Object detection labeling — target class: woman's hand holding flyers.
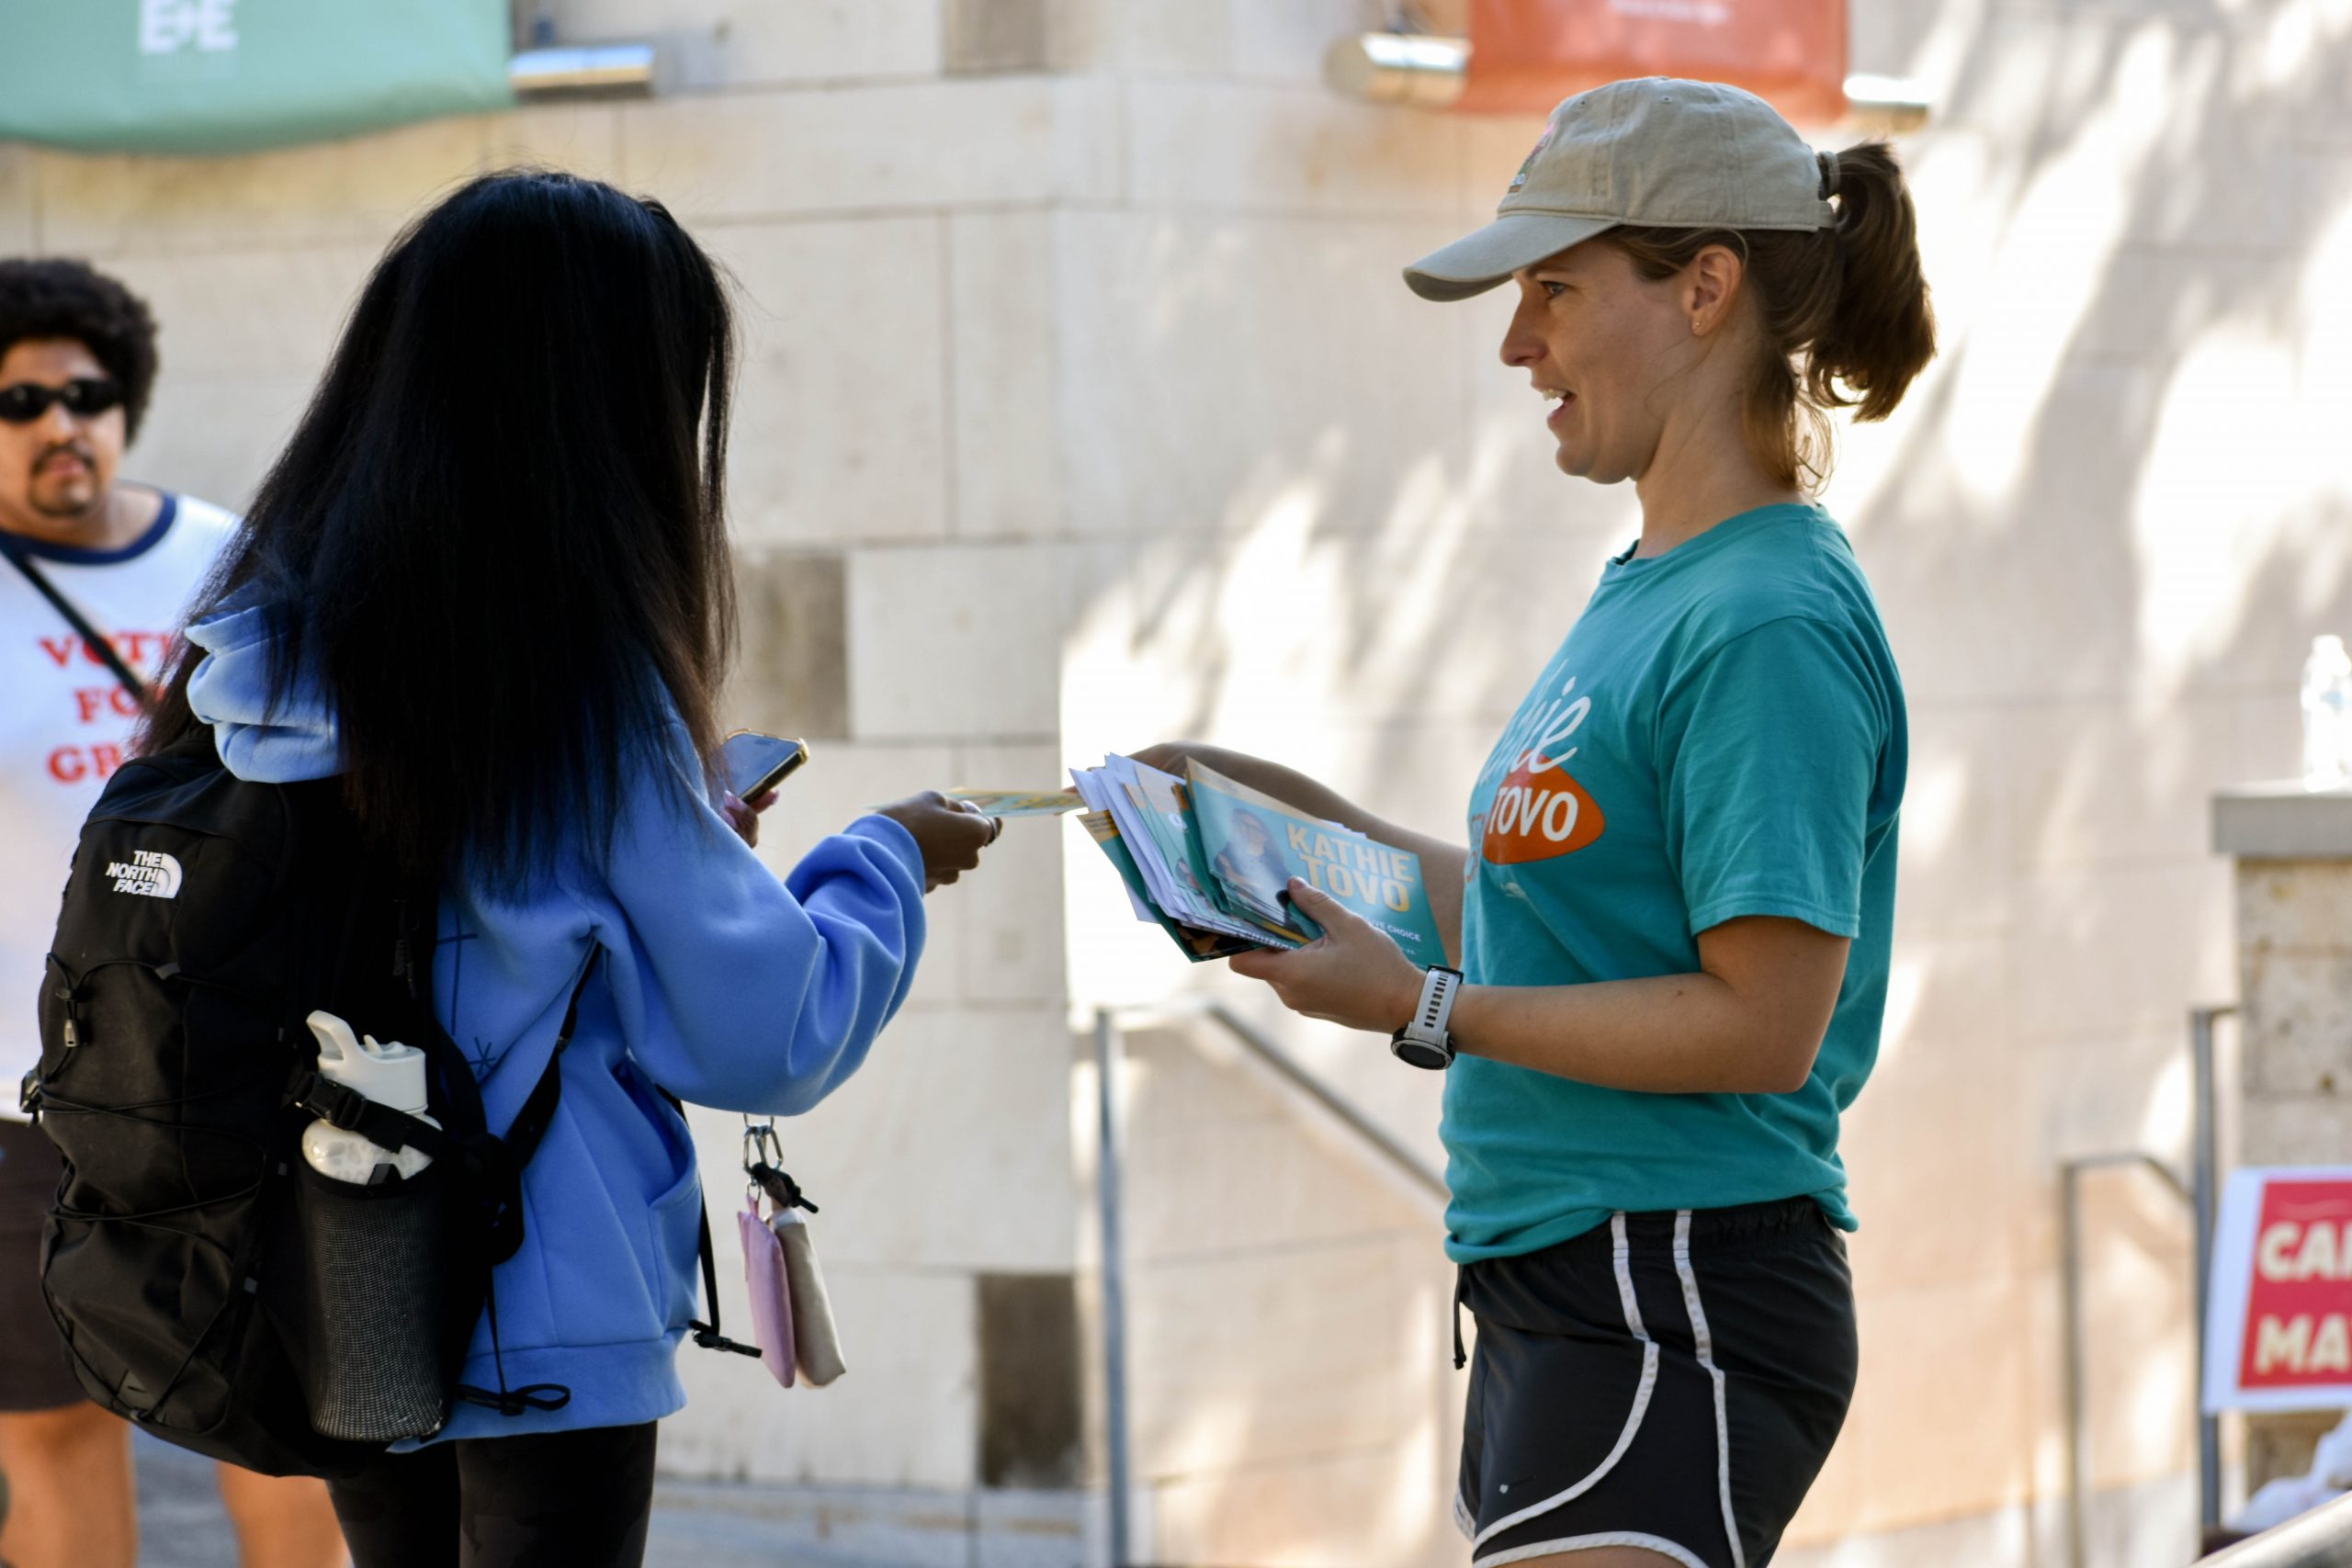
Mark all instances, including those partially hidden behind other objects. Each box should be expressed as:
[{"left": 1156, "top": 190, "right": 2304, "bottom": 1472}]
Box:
[{"left": 1228, "top": 877, "right": 1424, "bottom": 1033}]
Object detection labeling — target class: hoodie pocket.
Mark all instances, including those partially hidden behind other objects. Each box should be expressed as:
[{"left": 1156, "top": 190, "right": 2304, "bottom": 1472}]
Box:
[{"left": 645, "top": 1166, "right": 705, "bottom": 1333}]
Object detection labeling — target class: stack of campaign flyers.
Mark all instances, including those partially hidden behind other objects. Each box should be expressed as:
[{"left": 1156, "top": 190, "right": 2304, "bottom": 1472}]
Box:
[{"left": 1069, "top": 754, "right": 1446, "bottom": 967}]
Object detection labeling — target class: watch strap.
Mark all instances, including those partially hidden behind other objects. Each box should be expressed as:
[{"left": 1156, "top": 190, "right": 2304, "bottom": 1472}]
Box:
[{"left": 1391, "top": 965, "right": 1462, "bottom": 1070}]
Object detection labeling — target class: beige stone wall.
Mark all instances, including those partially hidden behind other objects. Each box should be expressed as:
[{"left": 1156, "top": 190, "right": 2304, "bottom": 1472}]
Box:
[{"left": 8, "top": 0, "right": 2352, "bottom": 1560}]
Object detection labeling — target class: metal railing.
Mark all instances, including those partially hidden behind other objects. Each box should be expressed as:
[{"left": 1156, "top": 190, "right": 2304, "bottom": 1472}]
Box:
[
  {"left": 2198, "top": 1489, "right": 2352, "bottom": 1564},
  {"left": 2058, "top": 1005, "right": 2235, "bottom": 1568},
  {"left": 1090, "top": 1000, "right": 1446, "bottom": 1568}
]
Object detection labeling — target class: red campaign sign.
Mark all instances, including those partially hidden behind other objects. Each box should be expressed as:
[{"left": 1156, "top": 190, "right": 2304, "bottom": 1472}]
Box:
[
  {"left": 2237, "top": 1180, "right": 2352, "bottom": 1391},
  {"left": 2207, "top": 1169, "right": 2352, "bottom": 1413},
  {"left": 1457, "top": 0, "right": 1849, "bottom": 124}
]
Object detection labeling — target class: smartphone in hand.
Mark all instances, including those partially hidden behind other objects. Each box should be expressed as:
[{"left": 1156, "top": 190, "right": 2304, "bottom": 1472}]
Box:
[{"left": 722, "top": 731, "right": 809, "bottom": 799}]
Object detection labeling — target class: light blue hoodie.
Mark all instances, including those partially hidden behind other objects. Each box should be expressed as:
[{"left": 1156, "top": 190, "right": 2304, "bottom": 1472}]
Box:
[{"left": 183, "top": 604, "right": 927, "bottom": 1442}]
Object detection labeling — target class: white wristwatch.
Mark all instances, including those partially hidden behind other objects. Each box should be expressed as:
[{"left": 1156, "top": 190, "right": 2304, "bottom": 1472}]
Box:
[{"left": 1390, "top": 966, "right": 1463, "bottom": 1070}]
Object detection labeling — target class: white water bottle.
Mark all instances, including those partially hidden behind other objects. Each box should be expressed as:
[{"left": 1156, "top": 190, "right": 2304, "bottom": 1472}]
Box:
[
  {"left": 300, "top": 1010, "right": 436, "bottom": 1184},
  {"left": 2302, "top": 635, "right": 2352, "bottom": 791}
]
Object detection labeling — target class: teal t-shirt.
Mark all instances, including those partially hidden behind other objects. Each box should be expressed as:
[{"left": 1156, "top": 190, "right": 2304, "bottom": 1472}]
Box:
[{"left": 1442, "top": 503, "right": 1905, "bottom": 1265}]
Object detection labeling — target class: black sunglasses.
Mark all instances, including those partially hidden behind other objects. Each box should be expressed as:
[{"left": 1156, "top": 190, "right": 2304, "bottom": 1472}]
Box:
[{"left": 0, "top": 378, "right": 126, "bottom": 424}]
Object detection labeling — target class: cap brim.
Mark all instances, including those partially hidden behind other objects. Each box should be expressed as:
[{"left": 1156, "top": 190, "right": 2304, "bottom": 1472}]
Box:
[{"left": 1401, "top": 212, "right": 1618, "bottom": 301}]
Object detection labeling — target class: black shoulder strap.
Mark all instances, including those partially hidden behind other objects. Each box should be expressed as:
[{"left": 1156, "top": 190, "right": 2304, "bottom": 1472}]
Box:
[
  {"left": 0, "top": 542, "right": 154, "bottom": 713},
  {"left": 498, "top": 949, "right": 599, "bottom": 1168},
  {"left": 652, "top": 1084, "right": 760, "bottom": 1360}
]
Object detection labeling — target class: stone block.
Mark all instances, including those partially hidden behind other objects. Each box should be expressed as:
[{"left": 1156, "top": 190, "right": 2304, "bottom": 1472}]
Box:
[
  {"left": 2010, "top": 861, "right": 2234, "bottom": 1042},
  {"left": 731, "top": 547, "right": 850, "bottom": 742},
  {"left": 1054, "top": 210, "right": 1464, "bottom": 541},
  {"left": 1840, "top": 944, "right": 2026, "bottom": 1294},
  {"left": 1230, "top": 0, "right": 1372, "bottom": 84},
  {"left": 33, "top": 116, "right": 488, "bottom": 256},
  {"left": 2243, "top": 1092, "right": 2352, "bottom": 1165},
  {"left": 669, "top": 1264, "right": 978, "bottom": 1489},
  {"left": 1053, "top": 0, "right": 1234, "bottom": 76},
  {"left": 1843, "top": 1276, "right": 2035, "bottom": 1533},
  {"left": 1866, "top": 361, "right": 2157, "bottom": 709},
  {"left": 128, "top": 375, "right": 315, "bottom": 519},
  {"left": 482, "top": 100, "right": 624, "bottom": 184},
  {"left": 642, "top": 1479, "right": 978, "bottom": 1568},
  {"left": 2074, "top": 245, "right": 2281, "bottom": 367},
  {"left": 945, "top": 0, "right": 1052, "bottom": 74},
  {"left": 0, "top": 147, "right": 36, "bottom": 255},
  {"left": 845, "top": 544, "right": 1065, "bottom": 739},
  {"left": 2242, "top": 949, "right": 2352, "bottom": 1096},
  {"left": 616, "top": 78, "right": 1114, "bottom": 223},
  {"left": 2007, "top": 697, "right": 2238, "bottom": 871},
  {"left": 973, "top": 1489, "right": 1094, "bottom": 1568},
  {"left": 97, "top": 246, "right": 377, "bottom": 381},
  {"left": 1148, "top": 1431, "right": 1463, "bottom": 1568},
  {"left": 2217, "top": 790, "right": 2352, "bottom": 861},
  {"left": 1116, "top": 1025, "right": 1434, "bottom": 1266},
  {"left": 2236, "top": 862, "right": 2352, "bottom": 956},
  {"left": 1125, "top": 1235, "right": 1437, "bottom": 1477},
  {"left": 710, "top": 217, "right": 948, "bottom": 547},
  {"left": 539, "top": 0, "right": 941, "bottom": 88},
  {"left": 1887, "top": 705, "right": 2017, "bottom": 940},
  {"left": 1124, "top": 83, "right": 1462, "bottom": 218},
  {"left": 947, "top": 212, "right": 1062, "bottom": 540}
]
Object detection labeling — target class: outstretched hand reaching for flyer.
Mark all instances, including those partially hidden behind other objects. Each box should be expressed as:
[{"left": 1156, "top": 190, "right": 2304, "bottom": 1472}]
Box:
[{"left": 1227, "top": 877, "right": 1422, "bottom": 1034}]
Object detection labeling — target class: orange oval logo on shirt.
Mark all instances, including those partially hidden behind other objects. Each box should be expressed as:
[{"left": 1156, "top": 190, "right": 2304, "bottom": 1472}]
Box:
[{"left": 1480, "top": 760, "right": 1605, "bottom": 864}]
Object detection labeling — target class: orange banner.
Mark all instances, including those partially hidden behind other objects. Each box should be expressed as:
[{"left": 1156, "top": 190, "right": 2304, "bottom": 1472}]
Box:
[{"left": 1456, "top": 0, "right": 1848, "bottom": 125}]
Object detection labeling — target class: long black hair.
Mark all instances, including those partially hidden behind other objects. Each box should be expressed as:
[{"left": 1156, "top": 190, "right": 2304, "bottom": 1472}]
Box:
[{"left": 145, "top": 169, "right": 737, "bottom": 887}]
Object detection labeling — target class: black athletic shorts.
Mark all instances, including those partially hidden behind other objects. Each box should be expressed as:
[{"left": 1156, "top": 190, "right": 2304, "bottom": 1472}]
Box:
[
  {"left": 0, "top": 1118, "right": 85, "bottom": 1412},
  {"left": 1455, "top": 1198, "right": 1857, "bottom": 1568}
]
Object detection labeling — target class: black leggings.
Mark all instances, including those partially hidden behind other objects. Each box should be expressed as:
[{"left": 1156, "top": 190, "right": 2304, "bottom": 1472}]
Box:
[{"left": 326, "top": 1422, "right": 658, "bottom": 1568}]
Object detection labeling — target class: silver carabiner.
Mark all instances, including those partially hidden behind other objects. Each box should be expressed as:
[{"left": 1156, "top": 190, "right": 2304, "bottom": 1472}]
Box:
[{"left": 742, "top": 1115, "right": 782, "bottom": 1206}]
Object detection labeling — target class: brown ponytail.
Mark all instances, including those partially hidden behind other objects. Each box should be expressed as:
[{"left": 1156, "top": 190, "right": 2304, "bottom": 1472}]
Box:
[{"left": 1601, "top": 140, "right": 1937, "bottom": 491}]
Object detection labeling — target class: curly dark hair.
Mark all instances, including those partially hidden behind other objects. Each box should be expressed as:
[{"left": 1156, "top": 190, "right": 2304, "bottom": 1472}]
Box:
[{"left": 0, "top": 258, "right": 160, "bottom": 440}]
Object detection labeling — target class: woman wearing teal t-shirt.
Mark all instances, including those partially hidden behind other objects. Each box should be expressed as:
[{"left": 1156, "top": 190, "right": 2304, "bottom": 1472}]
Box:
[{"left": 1139, "top": 80, "right": 1933, "bottom": 1568}]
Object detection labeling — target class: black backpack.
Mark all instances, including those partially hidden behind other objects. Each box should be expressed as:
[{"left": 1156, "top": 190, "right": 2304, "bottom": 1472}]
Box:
[{"left": 21, "top": 729, "right": 598, "bottom": 1477}]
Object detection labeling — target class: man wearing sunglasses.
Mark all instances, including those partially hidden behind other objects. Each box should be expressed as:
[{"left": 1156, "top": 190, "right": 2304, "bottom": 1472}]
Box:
[{"left": 0, "top": 259, "right": 344, "bottom": 1568}]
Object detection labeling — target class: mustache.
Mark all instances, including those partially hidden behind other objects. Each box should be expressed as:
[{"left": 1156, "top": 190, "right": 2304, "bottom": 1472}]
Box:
[{"left": 33, "top": 442, "right": 96, "bottom": 473}]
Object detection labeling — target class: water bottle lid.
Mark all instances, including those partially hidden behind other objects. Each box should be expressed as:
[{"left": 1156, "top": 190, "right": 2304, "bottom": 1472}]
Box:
[
  {"left": 304, "top": 1010, "right": 429, "bottom": 1115},
  {"left": 2320, "top": 635, "right": 2347, "bottom": 656}
]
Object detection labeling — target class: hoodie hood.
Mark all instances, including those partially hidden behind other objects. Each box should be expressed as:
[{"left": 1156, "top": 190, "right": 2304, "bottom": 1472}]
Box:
[{"left": 185, "top": 604, "right": 341, "bottom": 784}]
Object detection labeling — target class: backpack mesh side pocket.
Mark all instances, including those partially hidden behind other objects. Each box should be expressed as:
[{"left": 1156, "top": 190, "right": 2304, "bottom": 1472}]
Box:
[{"left": 293, "top": 1160, "right": 449, "bottom": 1444}]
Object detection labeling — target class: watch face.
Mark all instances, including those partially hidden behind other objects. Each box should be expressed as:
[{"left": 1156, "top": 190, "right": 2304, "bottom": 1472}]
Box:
[{"left": 1391, "top": 1034, "right": 1453, "bottom": 1071}]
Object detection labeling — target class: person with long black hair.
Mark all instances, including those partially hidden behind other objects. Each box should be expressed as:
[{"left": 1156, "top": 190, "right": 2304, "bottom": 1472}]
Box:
[{"left": 140, "top": 169, "right": 995, "bottom": 1567}]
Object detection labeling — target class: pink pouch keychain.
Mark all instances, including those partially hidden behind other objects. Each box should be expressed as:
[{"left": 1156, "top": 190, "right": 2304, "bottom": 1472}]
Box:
[
  {"left": 739, "top": 1204, "right": 796, "bottom": 1389},
  {"left": 738, "top": 1118, "right": 798, "bottom": 1389}
]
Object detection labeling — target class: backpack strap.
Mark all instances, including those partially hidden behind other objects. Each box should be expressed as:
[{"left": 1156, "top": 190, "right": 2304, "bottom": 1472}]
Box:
[
  {"left": 657, "top": 1085, "right": 759, "bottom": 1361},
  {"left": 448, "top": 948, "right": 601, "bottom": 1419},
  {"left": 0, "top": 541, "right": 155, "bottom": 714}
]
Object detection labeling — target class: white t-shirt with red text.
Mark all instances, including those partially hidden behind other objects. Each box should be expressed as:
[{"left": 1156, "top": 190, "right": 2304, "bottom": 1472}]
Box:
[{"left": 2, "top": 493, "right": 237, "bottom": 1114}]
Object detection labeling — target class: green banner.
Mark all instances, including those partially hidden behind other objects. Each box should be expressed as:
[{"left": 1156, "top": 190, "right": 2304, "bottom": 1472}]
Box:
[{"left": 0, "top": 1, "right": 516, "bottom": 155}]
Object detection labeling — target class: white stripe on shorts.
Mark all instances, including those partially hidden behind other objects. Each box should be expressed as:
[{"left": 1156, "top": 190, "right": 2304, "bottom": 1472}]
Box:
[
  {"left": 1471, "top": 1212, "right": 1659, "bottom": 1552},
  {"left": 1673, "top": 1209, "right": 1746, "bottom": 1568}
]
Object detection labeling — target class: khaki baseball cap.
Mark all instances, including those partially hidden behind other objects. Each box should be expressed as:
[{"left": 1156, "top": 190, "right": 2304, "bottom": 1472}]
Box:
[{"left": 1404, "top": 77, "right": 1836, "bottom": 302}]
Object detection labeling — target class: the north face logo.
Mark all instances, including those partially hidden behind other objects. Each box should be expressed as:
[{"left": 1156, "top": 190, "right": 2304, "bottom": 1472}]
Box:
[{"left": 105, "top": 850, "right": 182, "bottom": 899}]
